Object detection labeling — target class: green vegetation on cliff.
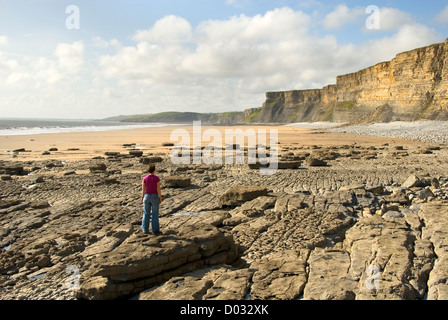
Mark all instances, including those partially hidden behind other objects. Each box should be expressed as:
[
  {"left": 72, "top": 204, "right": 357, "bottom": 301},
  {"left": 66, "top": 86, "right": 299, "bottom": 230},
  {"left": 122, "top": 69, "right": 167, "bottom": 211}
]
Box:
[{"left": 105, "top": 111, "right": 246, "bottom": 124}]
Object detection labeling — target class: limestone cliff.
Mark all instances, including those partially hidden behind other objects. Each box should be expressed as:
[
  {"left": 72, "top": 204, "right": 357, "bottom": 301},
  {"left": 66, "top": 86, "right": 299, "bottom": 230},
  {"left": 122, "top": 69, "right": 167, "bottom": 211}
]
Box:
[{"left": 252, "top": 38, "right": 448, "bottom": 124}]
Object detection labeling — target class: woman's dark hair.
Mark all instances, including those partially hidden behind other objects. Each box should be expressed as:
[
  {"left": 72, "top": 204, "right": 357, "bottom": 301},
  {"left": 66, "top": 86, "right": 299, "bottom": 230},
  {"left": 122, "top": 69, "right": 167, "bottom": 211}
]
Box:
[{"left": 147, "top": 165, "right": 156, "bottom": 173}]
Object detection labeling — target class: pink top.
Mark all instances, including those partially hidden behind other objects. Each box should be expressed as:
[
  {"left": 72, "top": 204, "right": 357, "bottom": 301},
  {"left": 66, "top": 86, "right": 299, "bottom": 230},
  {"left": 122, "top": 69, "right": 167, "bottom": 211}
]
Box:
[{"left": 143, "top": 174, "right": 160, "bottom": 195}]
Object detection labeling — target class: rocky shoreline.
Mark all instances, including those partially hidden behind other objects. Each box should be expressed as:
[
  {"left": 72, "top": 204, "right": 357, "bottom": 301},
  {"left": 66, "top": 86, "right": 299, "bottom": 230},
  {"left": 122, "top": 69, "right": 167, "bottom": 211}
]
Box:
[{"left": 1, "top": 128, "right": 448, "bottom": 300}]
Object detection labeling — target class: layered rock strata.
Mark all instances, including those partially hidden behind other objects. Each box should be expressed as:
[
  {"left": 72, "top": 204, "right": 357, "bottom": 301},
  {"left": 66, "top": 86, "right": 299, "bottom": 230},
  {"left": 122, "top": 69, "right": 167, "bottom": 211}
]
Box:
[{"left": 254, "top": 39, "right": 448, "bottom": 124}]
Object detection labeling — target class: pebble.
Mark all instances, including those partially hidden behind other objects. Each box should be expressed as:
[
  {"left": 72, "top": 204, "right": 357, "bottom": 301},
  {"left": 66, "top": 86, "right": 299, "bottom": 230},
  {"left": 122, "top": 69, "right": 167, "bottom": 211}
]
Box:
[{"left": 326, "top": 121, "right": 448, "bottom": 144}]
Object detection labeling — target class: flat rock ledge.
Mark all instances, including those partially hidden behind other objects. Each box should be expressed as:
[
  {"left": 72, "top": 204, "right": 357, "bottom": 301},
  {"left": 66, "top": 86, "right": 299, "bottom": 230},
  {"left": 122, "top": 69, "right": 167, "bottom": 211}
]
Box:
[{"left": 76, "top": 212, "right": 238, "bottom": 300}]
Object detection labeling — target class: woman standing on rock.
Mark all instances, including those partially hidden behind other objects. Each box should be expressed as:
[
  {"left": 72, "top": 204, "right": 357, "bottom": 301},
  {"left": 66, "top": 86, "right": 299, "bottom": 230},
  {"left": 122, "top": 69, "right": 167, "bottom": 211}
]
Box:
[{"left": 141, "top": 164, "right": 163, "bottom": 235}]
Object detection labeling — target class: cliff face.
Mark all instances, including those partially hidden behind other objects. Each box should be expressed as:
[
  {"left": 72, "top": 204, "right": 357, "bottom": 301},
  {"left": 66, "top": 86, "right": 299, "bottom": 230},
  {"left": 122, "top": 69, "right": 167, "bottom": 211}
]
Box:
[{"left": 252, "top": 39, "right": 448, "bottom": 123}]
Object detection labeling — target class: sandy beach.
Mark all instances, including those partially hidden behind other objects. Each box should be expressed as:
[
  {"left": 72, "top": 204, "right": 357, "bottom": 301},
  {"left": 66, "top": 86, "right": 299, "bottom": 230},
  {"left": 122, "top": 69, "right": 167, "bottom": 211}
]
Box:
[{"left": 0, "top": 124, "right": 423, "bottom": 162}]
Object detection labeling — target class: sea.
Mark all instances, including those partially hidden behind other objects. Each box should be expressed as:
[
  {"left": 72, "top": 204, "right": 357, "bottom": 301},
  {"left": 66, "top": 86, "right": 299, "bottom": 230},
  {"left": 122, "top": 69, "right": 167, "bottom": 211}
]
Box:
[{"left": 0, "top": 118, "right": 173, "bottom": 136}]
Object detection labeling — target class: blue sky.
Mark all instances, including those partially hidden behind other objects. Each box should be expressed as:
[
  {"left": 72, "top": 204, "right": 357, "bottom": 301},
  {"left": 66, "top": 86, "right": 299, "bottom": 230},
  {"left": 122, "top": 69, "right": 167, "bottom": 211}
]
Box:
[{"left": 1, "top": 0, "right": 448, "bottom": 119}]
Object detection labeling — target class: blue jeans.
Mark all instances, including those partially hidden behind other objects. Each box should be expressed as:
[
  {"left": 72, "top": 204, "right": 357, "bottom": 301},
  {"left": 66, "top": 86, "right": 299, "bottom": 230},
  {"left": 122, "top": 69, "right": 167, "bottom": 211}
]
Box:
[{"left": 142, "top": 194, "right": 160, "bottom": 233}]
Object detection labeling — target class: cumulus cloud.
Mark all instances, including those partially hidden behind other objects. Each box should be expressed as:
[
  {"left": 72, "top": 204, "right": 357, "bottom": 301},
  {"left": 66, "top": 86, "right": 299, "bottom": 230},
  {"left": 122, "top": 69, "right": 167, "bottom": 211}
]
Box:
[
  {"left": 375, "top": 7, "right": 415, "bottom": 30},
  {"left": 100, "top": 7, "right": 313, "bottom": 91},
  {"left": 323, "top": 4, "right": 364, "bottom": 29},
  {"left": 54, "top": 41, "right": 84, "bottom": 73},
  {"left": 1, "top": 41, "right": 85, "bottom": 88},
  {"left": 434, "top": 5, "right": 448, "bottom": 24},
  {"left": 324, "top": 5, "right": 416, "bottom": 31},
  {"left": 180, "top": 8, "right": 311, "bottom": 82},
  {"left": 0, "top": 36, "right": 8, "bottom": 46},
  {"left": 92, "top": 36, "right": 121, "bottom": 48},
  {"left": 98, "top": 6, "right": 440, "bottom": 98},
  {"left": 364, "top": 23, "right": 440, "bottom": 58},
  {"left": 0, "top": 52, "right": 18, "bottom": 72},
  {"left": 4, "top": 56, "right": 60, "bottom": 86},
  {"left": 133, "top": 15, "right": 193, "bottom": 44}
]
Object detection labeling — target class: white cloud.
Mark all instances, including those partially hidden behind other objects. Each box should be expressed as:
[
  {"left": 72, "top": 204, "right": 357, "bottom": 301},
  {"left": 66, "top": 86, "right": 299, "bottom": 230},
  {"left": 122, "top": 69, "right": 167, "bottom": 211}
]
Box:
[
  {"left": 0, "top": 52, "right": 18, "bottom": 72},
  {"left": 54, "top": 41, "right": 84, "bottom": 73},
  {"left": 376, "top": 7, "right": 415, "bottom": 30},
  {"left": 28, "top": 58, "right": 60, "bottom": 85},
  {"left": 0, "top": 36, "right": 8, "bottom": 46},
  {"left": 101, "top": 8, "right": 312, "bottom": 88},
  {"left": 133, "top": 15, "right": 193, "bottom": 45},
  {"left": 323, "top": 4, "right": 364, "bottom": 29},
  {"left": 4, "top": 41, "right": 85, "bottom": 85},
  {"left": 92, "top": 36, "right": 122, "bottom": 49},
  {"left": 324, "top": 5, "right": 415, "bottom": 31},
  {"left": 435, "top": 5, "right": 448, "bottom": 24},
  {"left": 3, "top": 55, "right": 61, "bottom": 86},
  {"left": 92, "top": 36, "right": 110, "bottom": 48},
  {"left": 202, "top": 8, "right": 310, "bottom": 42},
  {"left": 365, "top": 23, "right": 440, "bottom": 59}
]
